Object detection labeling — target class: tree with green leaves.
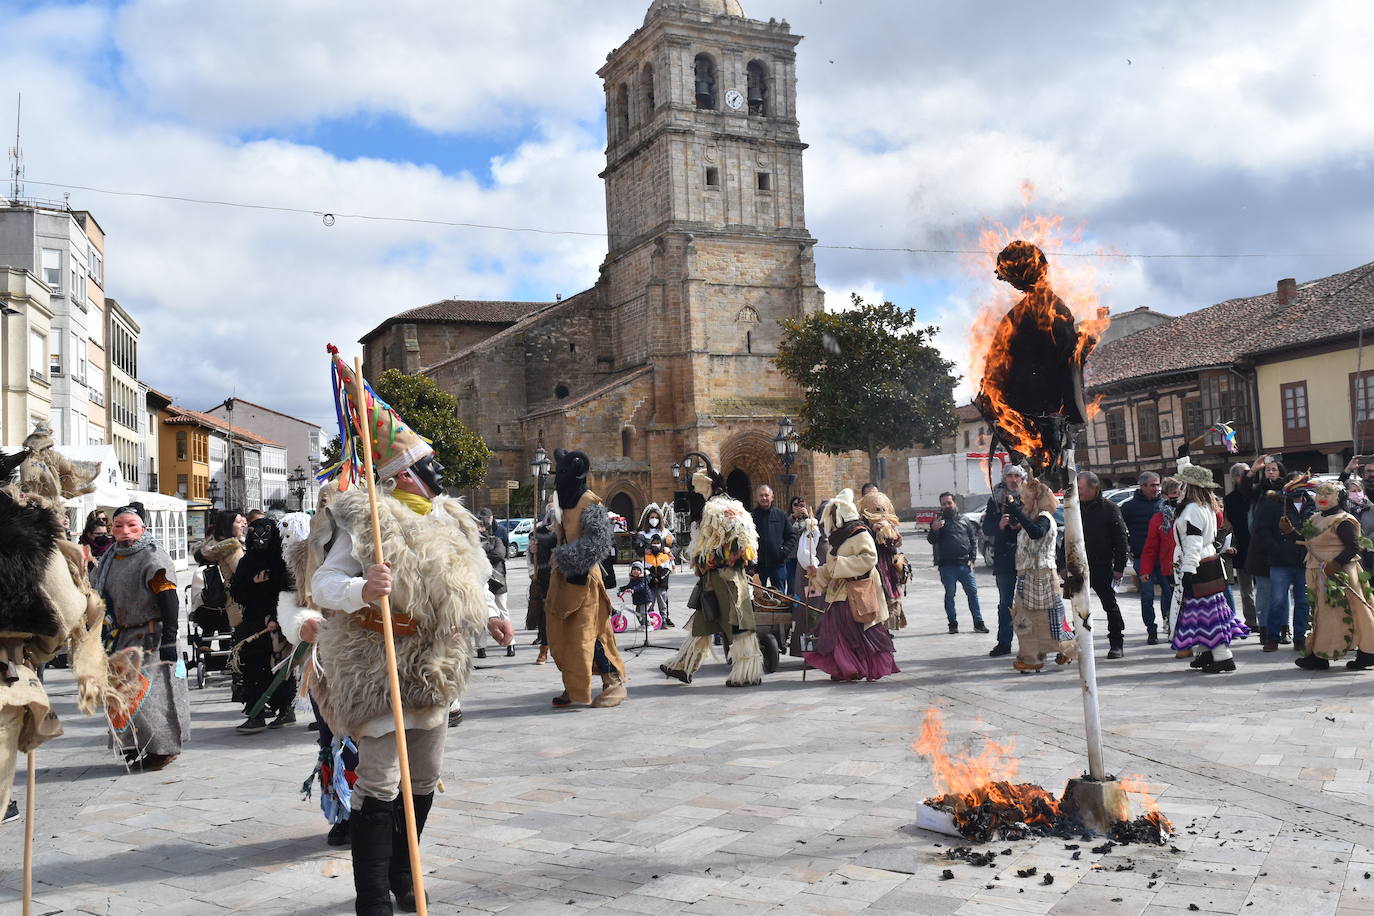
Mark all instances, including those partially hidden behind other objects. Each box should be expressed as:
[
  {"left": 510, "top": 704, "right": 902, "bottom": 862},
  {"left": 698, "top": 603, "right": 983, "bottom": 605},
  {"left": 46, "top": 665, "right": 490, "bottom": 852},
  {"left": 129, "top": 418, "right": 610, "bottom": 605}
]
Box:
[
  {"left": 322, "top": 370, "right": 491, "bottom": 491},
  {"left": 774, "top": 294, "right": 959, "bottom": 484}
]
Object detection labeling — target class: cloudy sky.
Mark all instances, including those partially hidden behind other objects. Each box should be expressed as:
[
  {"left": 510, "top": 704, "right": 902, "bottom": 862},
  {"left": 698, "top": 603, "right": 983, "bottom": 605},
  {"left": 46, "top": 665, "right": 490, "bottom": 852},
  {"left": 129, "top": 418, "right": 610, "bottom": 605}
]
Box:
[{"left": 3, "top": 0, "right": 1371, "bottom": 429}]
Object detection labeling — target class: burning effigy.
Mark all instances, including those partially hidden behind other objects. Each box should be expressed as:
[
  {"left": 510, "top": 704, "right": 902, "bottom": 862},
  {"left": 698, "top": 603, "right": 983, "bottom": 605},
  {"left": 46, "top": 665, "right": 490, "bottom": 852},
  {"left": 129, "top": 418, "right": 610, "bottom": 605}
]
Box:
[
  {"left": 914, "top": 709, "right": 1172, "bottom": 845},
  {"left": 973, "top": 240, "right": 1099, "bottom": 488}
]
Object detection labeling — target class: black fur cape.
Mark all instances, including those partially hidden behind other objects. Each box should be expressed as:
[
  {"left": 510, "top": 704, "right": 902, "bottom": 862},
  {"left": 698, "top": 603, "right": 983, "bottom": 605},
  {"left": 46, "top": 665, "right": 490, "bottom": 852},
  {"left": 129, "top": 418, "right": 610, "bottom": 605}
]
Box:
[{"left": 0, "top": 491, "right": 62, "bottom": 637}]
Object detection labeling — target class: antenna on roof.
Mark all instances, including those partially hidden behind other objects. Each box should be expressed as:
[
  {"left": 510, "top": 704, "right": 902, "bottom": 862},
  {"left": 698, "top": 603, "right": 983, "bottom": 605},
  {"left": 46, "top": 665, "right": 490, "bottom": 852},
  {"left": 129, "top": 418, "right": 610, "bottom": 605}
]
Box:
[{"left": 7, "top": 93, "right": 23, "bottom": 202}]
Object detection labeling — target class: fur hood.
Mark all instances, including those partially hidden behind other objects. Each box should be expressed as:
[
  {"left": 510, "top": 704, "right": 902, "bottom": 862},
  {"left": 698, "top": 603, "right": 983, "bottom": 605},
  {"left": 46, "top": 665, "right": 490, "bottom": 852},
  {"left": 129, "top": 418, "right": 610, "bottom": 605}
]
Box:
[
  {"left": 199, "top": 537, "right": 244, "bottom": 563},
  {"left": 0, "top": 491, "right": 63, "bottom": 638}
]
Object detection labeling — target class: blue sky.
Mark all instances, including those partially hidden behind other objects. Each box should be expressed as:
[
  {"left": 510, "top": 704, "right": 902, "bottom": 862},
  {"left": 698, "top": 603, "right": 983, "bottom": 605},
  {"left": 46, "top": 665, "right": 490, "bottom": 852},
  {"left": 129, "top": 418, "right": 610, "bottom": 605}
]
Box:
[{"left": 2, "top": 0, "right": 1371, "bottom": 428}]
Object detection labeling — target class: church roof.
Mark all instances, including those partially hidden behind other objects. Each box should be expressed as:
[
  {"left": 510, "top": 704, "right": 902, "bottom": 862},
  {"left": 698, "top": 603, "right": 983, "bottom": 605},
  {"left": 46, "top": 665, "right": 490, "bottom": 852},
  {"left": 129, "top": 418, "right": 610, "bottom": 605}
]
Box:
[{"left": 361, "top": 299, "right": 549, "bottom": 343}]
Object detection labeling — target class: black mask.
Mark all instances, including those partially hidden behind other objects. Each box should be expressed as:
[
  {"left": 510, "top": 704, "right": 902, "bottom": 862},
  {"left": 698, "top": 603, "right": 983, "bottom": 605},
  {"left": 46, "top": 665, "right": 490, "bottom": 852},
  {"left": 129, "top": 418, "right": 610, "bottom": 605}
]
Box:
[
  {"left": 246, "top": 517, "right": 280, "bottom": 552},
  {"left": 409, "top": 455, "right": 446, "bottom": 496},
  {"left": 553, "top": 449, "right": 590, "bottom": 510}
]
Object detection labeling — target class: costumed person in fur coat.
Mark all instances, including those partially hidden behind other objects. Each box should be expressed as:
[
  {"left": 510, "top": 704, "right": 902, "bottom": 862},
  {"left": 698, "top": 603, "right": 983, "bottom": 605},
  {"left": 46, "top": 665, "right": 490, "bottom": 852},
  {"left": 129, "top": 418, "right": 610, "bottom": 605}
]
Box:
[
  {"left": 0, "top": 448, "right": 108, "bottom": 815},
  {"left": 660, "top": 466, "right": 766, "bottom": 687},
  {"left": 857, "top": 488, "right": 908, "bottom": 630},
  {"left": 92, "top": 504, "right": 189, "bottom": 770},
  {"left": 1171, "top": 450, "right": 1249, "bottom": 673},
  {"left": 1294, "top": 480, "right": 1374, "bottom": 672},
  {"left": 803, "top": 488, "right": 900, "bottom": 682},
  {"left": 546, "top": 449, "right": 630, "bottom": 708},
  {"left": 1005, "top": 477, "right": 1076, "bottom": 673},
  {"left": 526, "top": 507, "right": 557, "bottom": 665},
  {"left": 311, "top": 352, "right": 513, "bottom": 915}
]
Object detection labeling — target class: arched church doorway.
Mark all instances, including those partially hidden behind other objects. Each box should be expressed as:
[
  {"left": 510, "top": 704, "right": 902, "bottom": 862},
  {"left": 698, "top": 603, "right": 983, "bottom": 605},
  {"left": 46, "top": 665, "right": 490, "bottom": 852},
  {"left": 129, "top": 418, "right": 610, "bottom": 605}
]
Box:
[
  {"left": 608, "top": 492, "right": 635, "bottom": 527},
  {"left": 726, "top": 469, "right": 752, "bottom": 509}
]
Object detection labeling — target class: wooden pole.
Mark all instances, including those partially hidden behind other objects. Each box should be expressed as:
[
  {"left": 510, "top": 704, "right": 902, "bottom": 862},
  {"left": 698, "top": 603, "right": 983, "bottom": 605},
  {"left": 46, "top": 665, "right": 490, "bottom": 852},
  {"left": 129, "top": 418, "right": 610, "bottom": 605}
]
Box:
[
  {"left": 1062, "top": 447, "right": 1106, "bottom": 779},
  {"left": 350, "top": 357, "right": 428, "bottom": 916},
  {"left": 22, "top": 749, "right": 35, "bottom": 916}
]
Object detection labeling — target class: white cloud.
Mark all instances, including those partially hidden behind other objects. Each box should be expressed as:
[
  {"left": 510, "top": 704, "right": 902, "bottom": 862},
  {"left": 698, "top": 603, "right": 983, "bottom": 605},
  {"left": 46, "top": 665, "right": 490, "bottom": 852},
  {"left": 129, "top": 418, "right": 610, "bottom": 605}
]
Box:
[{"left": 2, "top": 0, "right": 1371, "bottom": 430}]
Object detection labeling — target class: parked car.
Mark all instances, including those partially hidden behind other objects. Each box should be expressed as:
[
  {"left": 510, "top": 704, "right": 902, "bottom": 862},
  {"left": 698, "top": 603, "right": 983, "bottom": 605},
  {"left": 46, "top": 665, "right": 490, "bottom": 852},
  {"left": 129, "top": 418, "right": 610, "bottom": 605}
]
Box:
[
  {"left": 498, "top": 517, "right": 535, "bottom": 557},
  {"left": 1103, "top": 487, "right": 1134, "bottom": 506},
  {"left": 962, "top": 509, "right": 993, "bottom": 567}
]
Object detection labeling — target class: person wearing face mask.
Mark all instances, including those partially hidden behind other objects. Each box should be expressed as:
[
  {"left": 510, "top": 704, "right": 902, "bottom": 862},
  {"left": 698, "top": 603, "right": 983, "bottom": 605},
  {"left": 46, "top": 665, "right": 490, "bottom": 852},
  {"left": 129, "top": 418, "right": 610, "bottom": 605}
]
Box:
[
  {"left": 91, "top": 505, "right": 188, "bottom": 771},
  {"left": 1344, "top": 481, "right": 1374, "bottom": 571},
  {"left": 230, "top": 517, "right": 297, "bottom": 733},
  {"left": 1293, "top": 480, "right": 1374, "bottom": 671},
  {"left": 79, "top": 517, "right": 115, "bottom": 571},
  {"left": 310, "top": 353, "right": 513, "bottom": 915}
]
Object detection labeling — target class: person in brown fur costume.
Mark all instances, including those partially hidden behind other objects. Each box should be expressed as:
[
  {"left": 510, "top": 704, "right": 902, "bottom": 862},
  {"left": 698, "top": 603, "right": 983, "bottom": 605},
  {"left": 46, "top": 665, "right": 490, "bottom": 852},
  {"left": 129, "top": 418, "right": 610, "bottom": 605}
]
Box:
[
  {"left": 0, "top": 448, "right": 107, "bottom": 816},
  {"left": 311, "top": 388, "right": 512, "bottom": 915}
]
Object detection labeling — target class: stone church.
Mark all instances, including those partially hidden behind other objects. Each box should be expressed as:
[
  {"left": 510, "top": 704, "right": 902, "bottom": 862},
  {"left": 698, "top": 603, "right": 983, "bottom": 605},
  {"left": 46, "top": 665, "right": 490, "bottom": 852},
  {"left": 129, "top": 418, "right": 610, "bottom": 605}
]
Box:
[{"left": 362, "top": 0, "right": 865, "bottom": 520}]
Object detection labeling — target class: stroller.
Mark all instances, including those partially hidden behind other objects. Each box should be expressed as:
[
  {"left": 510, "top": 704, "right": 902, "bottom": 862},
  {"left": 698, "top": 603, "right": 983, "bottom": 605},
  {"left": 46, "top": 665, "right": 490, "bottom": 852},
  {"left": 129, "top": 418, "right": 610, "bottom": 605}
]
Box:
[{"left": 184, "top": 571, "right": 237, "bottom": 690}]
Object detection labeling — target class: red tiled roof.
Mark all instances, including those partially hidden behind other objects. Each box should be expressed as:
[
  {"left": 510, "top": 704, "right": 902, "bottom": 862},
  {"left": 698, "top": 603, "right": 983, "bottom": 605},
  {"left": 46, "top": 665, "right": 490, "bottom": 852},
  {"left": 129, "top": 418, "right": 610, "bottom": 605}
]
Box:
[
  {"left": 163, "top": 406, "right": 282, "bottom": 447},
  {"left": 361, "top": 299, "right": 550, "bottom": 342},
  {"left": 1084, "top": 260, "right": 1374, "bottom": 391}
]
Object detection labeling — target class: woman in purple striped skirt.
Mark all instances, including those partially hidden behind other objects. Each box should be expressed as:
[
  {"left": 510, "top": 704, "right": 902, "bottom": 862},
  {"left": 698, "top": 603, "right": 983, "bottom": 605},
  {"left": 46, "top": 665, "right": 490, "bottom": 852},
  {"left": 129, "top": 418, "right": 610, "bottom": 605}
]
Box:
[{"left": 1171, "top": 456, "right": 1250, "bottom": 673}]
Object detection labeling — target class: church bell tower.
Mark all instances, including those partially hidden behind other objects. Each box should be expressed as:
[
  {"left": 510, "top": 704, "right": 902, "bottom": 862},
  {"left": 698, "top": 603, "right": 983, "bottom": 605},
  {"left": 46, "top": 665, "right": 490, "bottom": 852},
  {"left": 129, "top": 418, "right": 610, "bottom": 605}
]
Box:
[{"left": 596, "top": 0, "right": 825, "bottom": 505}]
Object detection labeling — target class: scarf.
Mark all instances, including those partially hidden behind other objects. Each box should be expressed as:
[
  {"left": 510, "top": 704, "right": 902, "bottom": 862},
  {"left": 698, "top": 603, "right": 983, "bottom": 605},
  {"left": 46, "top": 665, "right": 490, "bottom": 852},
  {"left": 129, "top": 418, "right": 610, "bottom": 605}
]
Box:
[
  {"left": 828, "top": 520, "right": 867, "bottom": 552},
  {"left": 392, "top": 489, "right": 434, "bottom": 516},
  {"left": 90, "top": 531, "right": 159, "bottom": 595}
]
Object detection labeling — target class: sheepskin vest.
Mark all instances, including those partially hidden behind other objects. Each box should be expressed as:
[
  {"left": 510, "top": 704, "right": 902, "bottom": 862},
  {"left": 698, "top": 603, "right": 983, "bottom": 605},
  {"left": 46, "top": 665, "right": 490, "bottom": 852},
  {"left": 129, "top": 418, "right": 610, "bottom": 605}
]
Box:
[{"left": 316, "top": 488, "right": 491, "bottom": 735}]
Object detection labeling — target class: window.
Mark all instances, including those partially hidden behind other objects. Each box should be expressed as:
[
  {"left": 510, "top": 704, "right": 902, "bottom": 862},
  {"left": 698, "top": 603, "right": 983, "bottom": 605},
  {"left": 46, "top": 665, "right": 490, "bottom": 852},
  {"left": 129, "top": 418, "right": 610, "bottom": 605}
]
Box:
[
  {"left": 41, "top": 249, "right": 61, "bottom": 288},
  {"left": 71, "top": 331, "right": 85, "bottom": 382},
  {"left": 1106, "top": 408, "right": 1128, "bottom": 461},
  {"left": 88, "top": 247, "right": 102, "bottom": 286},
  {"left": 88, "top": 363, "right": 104, "bottom": 406},
  {"left": 1199, "top": 369, "right": 1251, "bottom": 450},
  {"left": 616, "top": 82, "right": 630, "bottom": 137},
  {"left": 1352, "top": 370, "right": 1374, "bottom": 442},
  {"left": 89, "top": 312, "right": 103, "bottom": 348},
  {"left": 50, "top": 408, "right": 64, "bottom": 444},
  {"left": 554, "top": 384, "right": 570, "bottom": 400},
  {"left": 756, "top": 172, "right": 771, "bottom": 191},
  {"left": 1281, "top": 381, "right": 1310, "bottom": 446},
  {"left": 49, "top": 331, "right": 62, "bottom": 377},
  {"left": 963, "top": 430, "right": 971, "bottom": 449},
  {"left": 694, "top": 54, "right": 717, "bottom": 109},
  {"left": 1183, "top": 397, "right": 1204, "bottom": 441},
  {"left": 746, "top": 60, "right": 769, "bottom": 116},
  {"left": 177, "top": 430, "right": 188, "bottom": 461},
  {"left": 641, "top": 63, "right": 655, "bottom": 114},
  {"left": 1136, "top": 404, "right": 1161, "bottom": 458},
  {"left": 28, "top": 330, "right": 46, "bottom": 381},
  {"left": 177, "top": 473, "right": 188, "bottom": 498},
  {"left": 705, "top": 167, "right": 719, "bottom": 188},
  {"left": 621, "top": 428, "right": 632, "bottom": 457}
]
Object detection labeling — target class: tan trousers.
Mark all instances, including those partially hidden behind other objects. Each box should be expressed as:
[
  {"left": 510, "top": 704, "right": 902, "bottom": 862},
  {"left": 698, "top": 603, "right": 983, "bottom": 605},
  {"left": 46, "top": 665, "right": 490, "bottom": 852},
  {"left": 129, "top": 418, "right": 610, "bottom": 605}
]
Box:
[
  {"left": 546, "top": 568, "right": 626, "bottom": 704},
  {"left": 352, "top": 723, "right": 445, "bottom": 807}
]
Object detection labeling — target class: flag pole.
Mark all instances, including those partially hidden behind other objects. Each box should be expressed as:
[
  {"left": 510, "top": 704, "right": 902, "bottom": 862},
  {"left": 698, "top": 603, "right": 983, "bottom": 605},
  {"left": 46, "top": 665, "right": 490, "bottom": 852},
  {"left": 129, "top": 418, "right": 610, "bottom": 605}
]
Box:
[{"left": 350, "top": 356, "right": 427, "bottom": 916}]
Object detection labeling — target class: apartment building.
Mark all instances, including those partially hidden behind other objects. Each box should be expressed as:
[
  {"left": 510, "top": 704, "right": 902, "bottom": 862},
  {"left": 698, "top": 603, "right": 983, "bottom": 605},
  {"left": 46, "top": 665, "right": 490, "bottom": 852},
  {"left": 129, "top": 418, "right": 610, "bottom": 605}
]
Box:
[
  {"left": 0, "top": 266, "right": 53, "bottom": 443},
  {"left": 204, "top": 398, "right": 324, "bottom": 510}
]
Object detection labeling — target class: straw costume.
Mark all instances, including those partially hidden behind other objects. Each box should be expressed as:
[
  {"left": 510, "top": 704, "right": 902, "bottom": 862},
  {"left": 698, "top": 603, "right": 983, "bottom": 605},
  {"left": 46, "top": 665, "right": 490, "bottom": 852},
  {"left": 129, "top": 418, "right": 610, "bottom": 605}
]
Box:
[
  {"left": 310, "top": 348, "right": 504, "bottom": 915},
  {"left": 660, "top": 467, "right": 765, "bottom": 688}
]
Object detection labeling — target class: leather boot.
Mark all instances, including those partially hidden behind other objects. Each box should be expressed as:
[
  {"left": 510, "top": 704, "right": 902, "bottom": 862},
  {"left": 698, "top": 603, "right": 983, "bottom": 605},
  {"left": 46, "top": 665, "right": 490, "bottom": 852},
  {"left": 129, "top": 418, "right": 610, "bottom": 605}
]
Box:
[
  {"left": 591, "top": 671, "right": 628, "bottom": 708},
  {"left": 389, "top": 793, "right": 434, "bottom": 913},
  {"left": 351, "top": 796, "right": 395, "bottom": 915},
  {"left": 535, "top": 644, "right": 549, "bottom": 665}
]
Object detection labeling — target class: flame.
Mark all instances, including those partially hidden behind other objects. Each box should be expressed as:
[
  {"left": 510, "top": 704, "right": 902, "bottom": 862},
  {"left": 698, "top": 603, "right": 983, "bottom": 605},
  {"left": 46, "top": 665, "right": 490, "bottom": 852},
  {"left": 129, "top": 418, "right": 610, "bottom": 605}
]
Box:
[
  {"left": 1119, "top": 775, "right": 1174, "bottom": 836},
  {"left": 1085, "top": 394, "right": 1105, "bottom": 420},
  {"left": 915, "top": 708, "right": 1062, "bottom": 837},
  {"left": 916, "top": 708, "right": 1019, "bottom": 796},
  {"left": 963, "top": 195, "right": 1115, "bottom": 464}
]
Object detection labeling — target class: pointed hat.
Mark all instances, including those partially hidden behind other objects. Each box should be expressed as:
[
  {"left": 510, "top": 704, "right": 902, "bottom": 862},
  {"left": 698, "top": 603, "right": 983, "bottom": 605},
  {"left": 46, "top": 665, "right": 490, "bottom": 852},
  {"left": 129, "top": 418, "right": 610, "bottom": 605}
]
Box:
[{"left": 326, "top": 345, "right": 433, "bottom": 484}]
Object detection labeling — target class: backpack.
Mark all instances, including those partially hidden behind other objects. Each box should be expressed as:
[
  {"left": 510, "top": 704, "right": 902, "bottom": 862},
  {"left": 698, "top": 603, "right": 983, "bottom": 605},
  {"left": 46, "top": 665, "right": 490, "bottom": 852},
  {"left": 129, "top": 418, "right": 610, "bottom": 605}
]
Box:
[{"left": 200, "top": 563, "right": 227, "bottom": 610}]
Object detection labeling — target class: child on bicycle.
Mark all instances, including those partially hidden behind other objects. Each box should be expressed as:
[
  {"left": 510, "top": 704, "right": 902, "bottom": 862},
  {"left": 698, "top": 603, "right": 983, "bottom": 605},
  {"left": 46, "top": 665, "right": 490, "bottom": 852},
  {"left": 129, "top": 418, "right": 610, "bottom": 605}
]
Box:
[{"left": 618, "top": 561, "right": 654, "bottom": 626}]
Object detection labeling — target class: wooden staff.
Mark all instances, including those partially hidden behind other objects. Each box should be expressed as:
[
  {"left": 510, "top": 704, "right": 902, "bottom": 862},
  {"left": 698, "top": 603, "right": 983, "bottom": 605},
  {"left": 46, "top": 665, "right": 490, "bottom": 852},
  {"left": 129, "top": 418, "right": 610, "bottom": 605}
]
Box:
[
  {"left": 23, "top": 749, "right": 35, "bottom": 916},
  {"left": 351, "top": 357, "right": 428, "bottom": 916}
]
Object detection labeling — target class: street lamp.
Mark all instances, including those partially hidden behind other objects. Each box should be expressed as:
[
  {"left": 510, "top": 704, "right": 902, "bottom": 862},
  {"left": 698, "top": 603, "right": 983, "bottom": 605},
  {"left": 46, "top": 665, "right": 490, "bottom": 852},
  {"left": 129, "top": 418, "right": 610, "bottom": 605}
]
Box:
[
  {"left": 774, "top": 416, "right": 799, "bottom": 502},
  {"left": 530, "top": 445, "right": 552, "bottom": 514},
  {"left": 288, "top": 465, "right": 307, "bottom": 511},
  {"left": 207, "top": 478, "right": 220, "bottom": 509}
]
